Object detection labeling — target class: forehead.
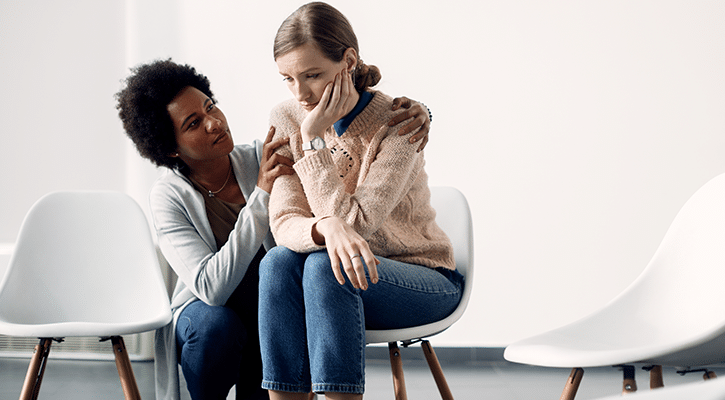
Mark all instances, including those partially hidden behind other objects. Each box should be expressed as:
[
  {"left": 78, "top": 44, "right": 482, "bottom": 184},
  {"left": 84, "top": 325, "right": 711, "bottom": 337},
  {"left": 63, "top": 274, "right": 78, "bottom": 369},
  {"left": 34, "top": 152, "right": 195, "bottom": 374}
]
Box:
[
  {"left": 167, "top": 87, "right": 207, "bottom": 117},
  {"left": 276, "top": 42, "right": 339, "bottom": 75}
]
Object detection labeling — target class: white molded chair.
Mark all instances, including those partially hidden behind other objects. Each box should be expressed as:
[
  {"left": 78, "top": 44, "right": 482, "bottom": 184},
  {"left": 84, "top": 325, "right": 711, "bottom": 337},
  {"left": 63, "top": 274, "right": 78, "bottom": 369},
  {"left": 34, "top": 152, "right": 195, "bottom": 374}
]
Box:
[
  {"left": 365, "top": 186, "right": 474, "bottom": 400},
  {"left": 504, "top": 173, "right": 725, "bottom": 399},
  {"left": 0, "top": 191, "right": 172, "bottom": 400}
]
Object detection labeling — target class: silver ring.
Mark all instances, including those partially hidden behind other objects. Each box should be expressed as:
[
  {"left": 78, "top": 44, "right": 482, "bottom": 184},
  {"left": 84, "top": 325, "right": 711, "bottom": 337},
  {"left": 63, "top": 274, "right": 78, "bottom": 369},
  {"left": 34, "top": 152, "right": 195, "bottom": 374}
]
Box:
[{"left": 350, "top": 254, "right": 361, "bottom": 261}]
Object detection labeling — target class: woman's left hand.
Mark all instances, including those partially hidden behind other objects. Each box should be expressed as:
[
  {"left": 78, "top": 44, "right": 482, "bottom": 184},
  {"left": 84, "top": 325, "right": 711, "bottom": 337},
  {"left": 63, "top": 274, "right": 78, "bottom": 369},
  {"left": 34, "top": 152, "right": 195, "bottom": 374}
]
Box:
[
  {"left": 312, "top": 216, "right": 380, "bottom": 290},
  {"left": 389, "top": 97, "right": 431, "bottom": 152}
]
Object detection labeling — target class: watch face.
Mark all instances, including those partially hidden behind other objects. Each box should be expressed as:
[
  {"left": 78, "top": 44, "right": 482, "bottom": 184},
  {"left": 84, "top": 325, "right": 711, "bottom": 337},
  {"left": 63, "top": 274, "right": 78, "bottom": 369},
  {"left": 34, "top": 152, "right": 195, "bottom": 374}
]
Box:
[{"left": 303, "top": 136, "right": 326, "bottom": 151}]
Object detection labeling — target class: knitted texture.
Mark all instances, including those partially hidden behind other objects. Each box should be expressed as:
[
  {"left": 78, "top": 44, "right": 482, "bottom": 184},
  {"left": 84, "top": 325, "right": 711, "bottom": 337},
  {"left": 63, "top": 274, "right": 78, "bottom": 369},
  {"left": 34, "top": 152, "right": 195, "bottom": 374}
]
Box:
[{"left": 268, "top": 90, "right": 454, "bottom": 270}]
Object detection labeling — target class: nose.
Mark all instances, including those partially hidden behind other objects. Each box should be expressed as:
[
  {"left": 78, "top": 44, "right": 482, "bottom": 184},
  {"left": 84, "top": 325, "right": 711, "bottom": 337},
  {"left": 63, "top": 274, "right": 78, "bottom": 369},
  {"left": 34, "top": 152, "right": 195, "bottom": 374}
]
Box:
[
  {"left": 205, "top": 115, "right": 222, "bottom": 132},
  {"left": 293, "top": 81, "right": 311, "bottom": 104}
]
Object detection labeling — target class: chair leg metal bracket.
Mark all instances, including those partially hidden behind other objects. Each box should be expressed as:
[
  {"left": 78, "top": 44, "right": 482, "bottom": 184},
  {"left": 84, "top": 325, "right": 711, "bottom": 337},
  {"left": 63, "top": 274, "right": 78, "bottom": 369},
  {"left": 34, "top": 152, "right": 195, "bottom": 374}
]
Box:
[
  {"left": 676, "top": 368, "right": 718, "bottom": 380},
  {"left": 616, "top": 365, "right": 637, "bottom": 394}
]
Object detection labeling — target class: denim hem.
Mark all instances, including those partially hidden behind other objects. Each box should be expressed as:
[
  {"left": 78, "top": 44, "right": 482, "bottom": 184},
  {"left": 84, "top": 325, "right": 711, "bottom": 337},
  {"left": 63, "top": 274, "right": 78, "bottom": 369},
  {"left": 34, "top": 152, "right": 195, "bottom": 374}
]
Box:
[
  {"left": 312, "top": 383, "right": 365, "bottom": 394},
  {"left": 261, "top": 380, "right": 311, "bottom": 393}
]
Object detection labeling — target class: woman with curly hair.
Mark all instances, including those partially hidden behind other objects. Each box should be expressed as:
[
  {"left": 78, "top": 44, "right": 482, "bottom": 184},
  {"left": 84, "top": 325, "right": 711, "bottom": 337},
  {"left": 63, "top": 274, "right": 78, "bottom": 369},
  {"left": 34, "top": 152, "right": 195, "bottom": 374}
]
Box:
[
  {"left": 258, "top": 3, "right": 464, "bottom": 399},
  {"left": 115, "top": 59, "right": 432, "bottom": 400}
]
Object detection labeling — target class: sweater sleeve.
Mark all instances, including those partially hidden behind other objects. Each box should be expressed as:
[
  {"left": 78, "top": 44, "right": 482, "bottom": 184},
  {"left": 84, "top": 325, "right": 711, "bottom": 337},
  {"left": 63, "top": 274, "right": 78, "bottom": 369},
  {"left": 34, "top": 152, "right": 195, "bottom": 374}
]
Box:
[
  {"left": 268, "top": 96, "right": 425, "bottom": 250},
  {"left": 150, "top": 158, "right": 271, "bottom": 307},
  {"left": 267, "top": 102, "right": 327, "bottom": 252},
  {"left": 294, "top": 125, "right": 424, "bottom": 239}
]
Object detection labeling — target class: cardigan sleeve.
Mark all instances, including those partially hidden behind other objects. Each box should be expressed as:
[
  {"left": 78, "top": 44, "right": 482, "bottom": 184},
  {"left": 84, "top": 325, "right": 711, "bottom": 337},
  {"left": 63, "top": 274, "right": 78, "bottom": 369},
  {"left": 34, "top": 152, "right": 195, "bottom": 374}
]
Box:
[{"left": 150, "top": 145, "right": 271, "bottom": 307}]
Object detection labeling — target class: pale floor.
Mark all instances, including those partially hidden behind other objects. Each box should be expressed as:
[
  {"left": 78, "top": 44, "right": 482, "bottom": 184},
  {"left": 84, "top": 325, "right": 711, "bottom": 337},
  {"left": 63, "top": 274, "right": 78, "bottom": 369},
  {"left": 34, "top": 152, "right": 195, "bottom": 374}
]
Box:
[{"left": 1, "top": 355, "right": 722, "bottom": 400}]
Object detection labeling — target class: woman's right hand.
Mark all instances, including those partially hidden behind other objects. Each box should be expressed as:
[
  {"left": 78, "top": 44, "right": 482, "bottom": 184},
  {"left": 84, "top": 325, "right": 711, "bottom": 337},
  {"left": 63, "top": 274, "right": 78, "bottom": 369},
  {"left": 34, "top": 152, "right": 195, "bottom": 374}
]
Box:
[
  {"left": 313, "top": 216, "right": 380, "bottom": 290},
  {"left": 300, "top": 68, "right": 357, "bottom": 143},
  {"left": 257, "top": 126, "right": 295, "bottom": 193}
]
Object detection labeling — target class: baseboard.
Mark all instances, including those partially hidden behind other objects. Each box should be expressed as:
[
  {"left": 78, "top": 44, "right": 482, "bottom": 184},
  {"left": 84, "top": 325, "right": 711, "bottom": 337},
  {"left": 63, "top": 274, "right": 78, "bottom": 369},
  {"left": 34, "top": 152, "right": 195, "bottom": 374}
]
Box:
[{"left": 366, "top": 345, "right": 505, "bottom": 364}]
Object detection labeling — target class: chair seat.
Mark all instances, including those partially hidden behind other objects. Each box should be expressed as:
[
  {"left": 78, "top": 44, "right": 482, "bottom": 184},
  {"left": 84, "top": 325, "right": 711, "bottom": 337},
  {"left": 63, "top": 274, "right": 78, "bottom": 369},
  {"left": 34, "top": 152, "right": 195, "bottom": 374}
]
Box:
[
  {"left": 365, "top": 311, "right": 461, "bottom": 344},
  {"left": 0, "top": 319, "right": 170, "bottom": 339},
  {"left": 503, "top": 321, "right": 725, "bottom": 368}
]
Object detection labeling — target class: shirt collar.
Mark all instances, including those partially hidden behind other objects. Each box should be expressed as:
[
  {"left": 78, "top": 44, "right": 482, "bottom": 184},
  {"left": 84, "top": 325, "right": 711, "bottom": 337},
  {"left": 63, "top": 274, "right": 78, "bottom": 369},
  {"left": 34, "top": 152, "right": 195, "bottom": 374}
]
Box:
[{"left": 333, "top": 91, "right": 373, "bottom": 137}]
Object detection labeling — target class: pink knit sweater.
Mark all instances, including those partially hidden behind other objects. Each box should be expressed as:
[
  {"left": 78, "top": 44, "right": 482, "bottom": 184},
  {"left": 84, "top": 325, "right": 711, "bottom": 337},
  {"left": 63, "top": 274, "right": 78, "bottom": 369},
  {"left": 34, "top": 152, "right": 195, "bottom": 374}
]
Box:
[{"left": 268, "top": 90, "right": 455, "bottom": 270}]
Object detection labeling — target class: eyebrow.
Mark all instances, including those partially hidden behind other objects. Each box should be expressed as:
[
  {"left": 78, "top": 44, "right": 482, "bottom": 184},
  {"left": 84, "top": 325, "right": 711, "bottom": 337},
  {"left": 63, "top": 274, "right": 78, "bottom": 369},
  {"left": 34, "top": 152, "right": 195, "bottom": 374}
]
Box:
[
  {"left": 180, "top": 98, "right": 212, "bottom": 130},
  {"left": 280, "top": 67, "right": 322, "bottom": 77}
]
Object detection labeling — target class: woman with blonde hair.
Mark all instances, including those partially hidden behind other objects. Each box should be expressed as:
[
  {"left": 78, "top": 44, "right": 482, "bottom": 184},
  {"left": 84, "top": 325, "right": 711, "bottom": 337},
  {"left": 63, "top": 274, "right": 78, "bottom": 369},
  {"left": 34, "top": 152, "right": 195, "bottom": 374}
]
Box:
[{"left": 259, "top": 3, "right": 464, "bottom": 399}]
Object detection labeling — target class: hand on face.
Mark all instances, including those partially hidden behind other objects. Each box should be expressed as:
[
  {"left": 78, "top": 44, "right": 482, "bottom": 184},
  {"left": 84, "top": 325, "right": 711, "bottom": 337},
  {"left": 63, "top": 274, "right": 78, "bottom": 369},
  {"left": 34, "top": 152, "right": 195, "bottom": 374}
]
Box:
[{"left": 300, "top": 67, "right": 358, "bottom": 143}]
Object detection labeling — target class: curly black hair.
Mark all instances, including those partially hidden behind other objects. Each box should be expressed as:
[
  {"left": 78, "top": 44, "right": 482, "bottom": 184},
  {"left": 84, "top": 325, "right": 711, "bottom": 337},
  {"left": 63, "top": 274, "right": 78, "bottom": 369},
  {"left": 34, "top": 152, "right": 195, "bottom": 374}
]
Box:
[{"left": 115, "top": 59, "right": 215, "bottom": 175}]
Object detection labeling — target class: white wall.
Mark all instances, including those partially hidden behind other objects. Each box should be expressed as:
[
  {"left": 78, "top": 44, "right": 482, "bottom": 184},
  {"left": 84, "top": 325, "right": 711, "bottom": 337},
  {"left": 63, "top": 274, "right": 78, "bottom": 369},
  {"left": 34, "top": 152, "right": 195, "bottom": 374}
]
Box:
[
  {"left": 1, "top": 0, "right": 724, "bottom": 347},
  {"left": 0, "top": 0, "right": 127, "bottom": 242}
]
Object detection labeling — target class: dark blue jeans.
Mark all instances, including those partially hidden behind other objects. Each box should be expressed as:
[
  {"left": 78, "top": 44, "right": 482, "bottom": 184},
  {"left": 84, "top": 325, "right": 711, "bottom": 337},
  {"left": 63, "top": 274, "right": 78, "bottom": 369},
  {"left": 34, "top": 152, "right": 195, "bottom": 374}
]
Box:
[
  {"left": 176, "top": 260, "right": 268, "bottom": 400},
  {"left": 258, "top": 247, "right": 464, "bottom": 394}
]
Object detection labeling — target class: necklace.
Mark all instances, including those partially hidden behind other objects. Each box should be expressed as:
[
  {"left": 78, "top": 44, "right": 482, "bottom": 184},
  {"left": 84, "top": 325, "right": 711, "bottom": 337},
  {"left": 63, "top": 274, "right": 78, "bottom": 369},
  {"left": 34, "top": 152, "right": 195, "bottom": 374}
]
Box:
[{"left": 204, "top": 163, "right": 233, "bottom": 198}]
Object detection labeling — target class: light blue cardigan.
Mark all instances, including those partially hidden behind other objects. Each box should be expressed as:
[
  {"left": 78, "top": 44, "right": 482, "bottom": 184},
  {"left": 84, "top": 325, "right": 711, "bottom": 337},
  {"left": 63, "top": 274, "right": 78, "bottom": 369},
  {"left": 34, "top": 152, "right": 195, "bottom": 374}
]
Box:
[{"left": 150, "top": 141, "right": 275, "bottom": 399}]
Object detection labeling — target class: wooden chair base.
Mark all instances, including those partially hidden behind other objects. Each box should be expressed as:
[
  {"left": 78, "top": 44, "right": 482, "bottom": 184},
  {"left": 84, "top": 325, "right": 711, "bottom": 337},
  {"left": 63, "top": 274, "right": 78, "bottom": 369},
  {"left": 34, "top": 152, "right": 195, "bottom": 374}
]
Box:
[
  {"left": 19, "top": 338, "right": 53, "bottom": 400},
  {"left": 18, "top": 336, "right": 141, "bottom": 400},
  {"left": 387, "top": 340, "right": 453, "bottom": 400}
]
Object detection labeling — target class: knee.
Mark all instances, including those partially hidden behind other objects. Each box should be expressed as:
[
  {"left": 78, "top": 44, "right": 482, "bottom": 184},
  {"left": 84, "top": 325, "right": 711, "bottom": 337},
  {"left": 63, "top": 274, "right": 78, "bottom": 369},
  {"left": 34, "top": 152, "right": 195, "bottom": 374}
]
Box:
[
  {"left": 260, "top": 246, "right": 299, "bottom": 278},
  {"left": 192, "top": 306, "right": 246, "bottom": 349},
  {"left": 259, "top": 246, "right": 305, "bottom": 295},
  {"left": 303, "top": 251, "right": 352, "bottom": 290}
]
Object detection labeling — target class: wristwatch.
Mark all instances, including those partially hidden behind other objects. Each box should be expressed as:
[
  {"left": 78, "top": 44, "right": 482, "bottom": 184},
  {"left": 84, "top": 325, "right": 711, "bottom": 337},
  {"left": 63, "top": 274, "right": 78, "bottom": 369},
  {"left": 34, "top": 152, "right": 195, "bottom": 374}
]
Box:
[{"left": 302, "top": 136, "right": 326, "bottom": 151}]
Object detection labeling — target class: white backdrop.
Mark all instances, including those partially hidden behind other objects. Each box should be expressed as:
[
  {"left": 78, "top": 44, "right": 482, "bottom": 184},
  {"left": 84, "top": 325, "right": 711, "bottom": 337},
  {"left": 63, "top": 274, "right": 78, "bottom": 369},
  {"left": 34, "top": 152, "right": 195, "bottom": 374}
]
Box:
[{"left": 2, "top": 0, "right": 724, "bottom": 346}]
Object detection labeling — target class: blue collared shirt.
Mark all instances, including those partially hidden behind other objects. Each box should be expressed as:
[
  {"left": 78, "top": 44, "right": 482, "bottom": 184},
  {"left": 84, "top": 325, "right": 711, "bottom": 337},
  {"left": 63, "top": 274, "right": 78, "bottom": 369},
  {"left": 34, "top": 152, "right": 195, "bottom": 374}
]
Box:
[{"left": 333, "top": 91, "right": 373, "bottom": 137}]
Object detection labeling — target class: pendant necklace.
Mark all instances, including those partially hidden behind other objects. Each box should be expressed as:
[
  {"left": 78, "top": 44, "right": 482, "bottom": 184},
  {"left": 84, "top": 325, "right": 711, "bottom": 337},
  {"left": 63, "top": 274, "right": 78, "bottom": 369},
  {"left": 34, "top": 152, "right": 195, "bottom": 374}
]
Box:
[{"left": 205, "top": 163, "right": 232, "bottom": 198}]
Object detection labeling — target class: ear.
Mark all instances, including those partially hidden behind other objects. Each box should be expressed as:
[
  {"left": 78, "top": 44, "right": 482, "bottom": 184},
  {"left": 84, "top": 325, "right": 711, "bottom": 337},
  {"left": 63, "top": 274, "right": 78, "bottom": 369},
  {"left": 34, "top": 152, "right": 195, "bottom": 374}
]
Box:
[{"left": 343, "top": 47, "right": 358, "bottom": 71}]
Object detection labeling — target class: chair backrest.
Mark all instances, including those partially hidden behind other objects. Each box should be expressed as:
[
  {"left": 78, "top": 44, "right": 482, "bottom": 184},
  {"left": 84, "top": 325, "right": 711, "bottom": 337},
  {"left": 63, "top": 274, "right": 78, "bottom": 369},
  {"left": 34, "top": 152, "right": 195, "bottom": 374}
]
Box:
[
  {"left": 571, "top": 173, "right": 725, "bottom": 352},
  {"left": 0, "top": 191, "right": 172, "bottom": 338},
  {"left": 430, "top": 186, "right": 474, "bottom": 293},
  {"left": 365, "top": 186, "right": 474, "bottom": 344}
]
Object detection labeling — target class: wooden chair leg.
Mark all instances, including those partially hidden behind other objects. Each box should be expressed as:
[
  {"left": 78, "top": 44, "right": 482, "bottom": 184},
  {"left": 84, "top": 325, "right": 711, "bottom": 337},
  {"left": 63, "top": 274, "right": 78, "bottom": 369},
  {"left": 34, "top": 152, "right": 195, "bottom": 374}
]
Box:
[
  {"left": 111, "top": 336, "right": 141, "bottom": 400},
  {"left": 560, "top": 368, "right": 584, "bottom": 400},
  {"left": 621, "top": 365, "right": 637, "bottom": 395},
  {"left": 19, "top": 338, "right": 53, "bottom": 400},
  {"left": 388, "top": 342, "right": 408, "bottom": 400},
  {"left": 420, "top": 340, "right": 453, "bottom": 400},
  {"left": 704, "top": 370, "right": 717, "bottom": 380},
  {"left": 647, "top": 365, "right": 664, "bottom": 389}
]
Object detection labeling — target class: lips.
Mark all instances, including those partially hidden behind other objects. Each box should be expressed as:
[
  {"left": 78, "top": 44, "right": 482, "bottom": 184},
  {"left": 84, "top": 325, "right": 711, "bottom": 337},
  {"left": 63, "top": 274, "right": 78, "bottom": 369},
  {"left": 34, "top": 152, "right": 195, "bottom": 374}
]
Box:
[
  {"left": 302, "top": 102, "right": 318, "bottom": 112},
  {"left": 214, "top": 131, "right": 229, "bottom": 144}
]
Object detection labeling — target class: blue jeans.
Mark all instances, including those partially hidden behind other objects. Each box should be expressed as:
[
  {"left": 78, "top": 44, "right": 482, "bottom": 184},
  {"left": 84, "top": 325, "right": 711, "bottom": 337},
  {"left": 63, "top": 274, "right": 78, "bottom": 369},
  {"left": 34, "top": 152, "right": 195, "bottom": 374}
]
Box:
[
  {"left": 176, "top": 257, "right": 268, "bottom": 400},
  {"left": 258, "top": 247, "right": 464, "bottom": 394}
]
